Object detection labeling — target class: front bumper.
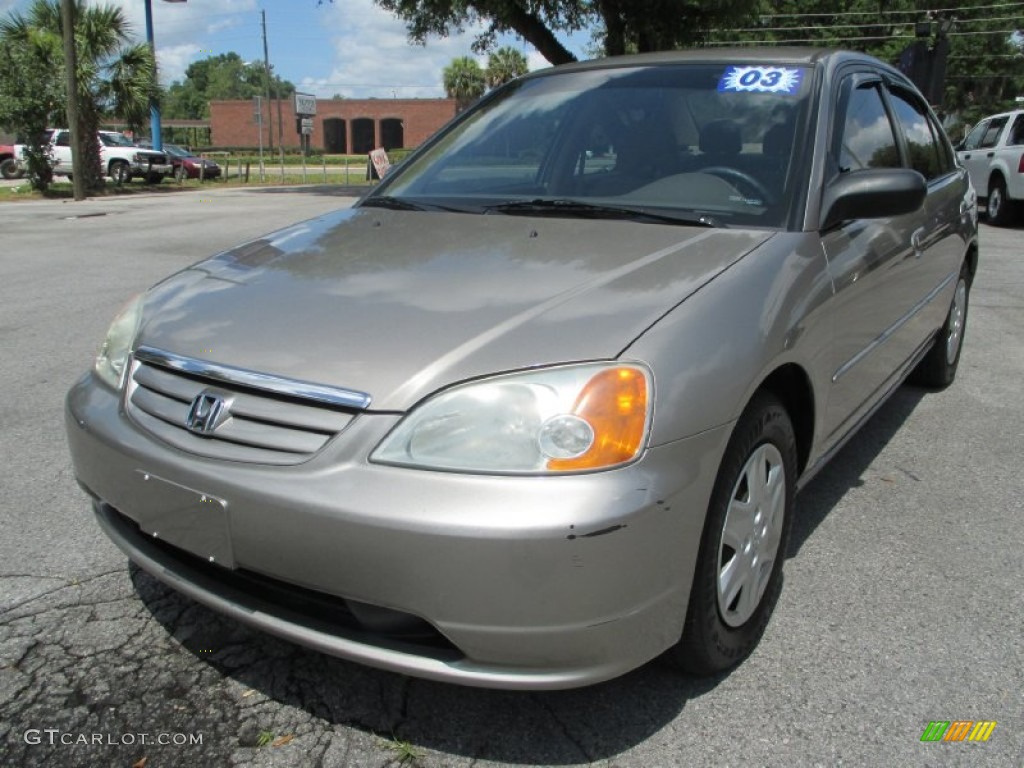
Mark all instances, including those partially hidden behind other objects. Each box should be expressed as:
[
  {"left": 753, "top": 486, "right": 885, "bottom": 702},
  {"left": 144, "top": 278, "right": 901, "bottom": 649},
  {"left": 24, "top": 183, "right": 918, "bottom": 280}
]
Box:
[
  {"left": 65, "top": 371, "right": 728, "bottom": 689},
  {"left": 130, "top": 161, "right": 173, "bottom": 176}
]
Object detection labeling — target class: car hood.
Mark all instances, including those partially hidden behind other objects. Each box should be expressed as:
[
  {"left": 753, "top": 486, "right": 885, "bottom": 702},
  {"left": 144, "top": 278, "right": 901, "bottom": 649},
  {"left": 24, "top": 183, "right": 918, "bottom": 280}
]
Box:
[{"left": 136, "top": 208, "right": 771, "bottom": 410}]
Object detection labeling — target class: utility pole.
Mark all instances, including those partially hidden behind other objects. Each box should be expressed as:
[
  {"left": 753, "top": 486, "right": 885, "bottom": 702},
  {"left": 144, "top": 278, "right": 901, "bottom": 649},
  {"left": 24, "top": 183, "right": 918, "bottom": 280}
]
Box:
[
  {"left": 261, "top": 10, "right": 274, "bottom": 155},
  {"left": 261, "top": 10, "right": 286, "bottom": 165},
  {"left": 60, "top": 0, "right": 85, "bottom": 200}
]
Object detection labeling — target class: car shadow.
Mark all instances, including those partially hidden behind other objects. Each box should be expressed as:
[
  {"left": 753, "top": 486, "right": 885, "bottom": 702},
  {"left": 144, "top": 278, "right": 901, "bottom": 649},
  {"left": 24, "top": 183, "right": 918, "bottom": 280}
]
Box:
[
  {"left": 128, "top": 384, "right": 927, "bottom": 764},
  {"left": 131, "top": 562, "right": 719, "bottom": 762},
  {"left": 788, "top": 383, "right": 927, "bottom": 557}
]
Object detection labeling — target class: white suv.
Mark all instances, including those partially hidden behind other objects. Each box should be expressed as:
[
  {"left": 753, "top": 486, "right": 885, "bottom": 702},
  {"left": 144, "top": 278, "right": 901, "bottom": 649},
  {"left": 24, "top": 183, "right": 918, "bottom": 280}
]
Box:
[
  {"left": 956, "top": 109, "right": 1024, "bottom": 226},
  {"left": 15, "top": 129, "right": 173, "bottom": 184}
]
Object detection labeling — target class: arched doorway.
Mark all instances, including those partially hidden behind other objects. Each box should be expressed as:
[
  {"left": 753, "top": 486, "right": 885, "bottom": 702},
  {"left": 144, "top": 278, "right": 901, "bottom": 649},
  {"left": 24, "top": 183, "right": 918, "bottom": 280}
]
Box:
[
  {"left": 352, "top": 118, "right": 375, "bottom": 154},
  {"left": 323, "top": 118, "right": 346, "bottom": 153},
  {"left": 380, "top": 118, "right": 404, "bottom": 150}
]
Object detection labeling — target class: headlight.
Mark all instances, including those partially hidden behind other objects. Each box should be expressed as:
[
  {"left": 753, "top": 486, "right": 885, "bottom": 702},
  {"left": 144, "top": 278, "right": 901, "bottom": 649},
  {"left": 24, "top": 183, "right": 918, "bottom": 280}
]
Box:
[
  {"left": 371, "top": 363, "right": 652, "bottom": 474},
  {"left": 94, "top": 294, "right": 144, "bottom": 389}
]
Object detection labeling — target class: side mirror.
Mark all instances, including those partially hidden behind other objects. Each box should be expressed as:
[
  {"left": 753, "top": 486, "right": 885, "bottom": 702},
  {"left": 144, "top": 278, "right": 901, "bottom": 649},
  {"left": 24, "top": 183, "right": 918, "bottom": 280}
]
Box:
[{"left": 820, "top": 169, "right": 927, "bottom": 231}]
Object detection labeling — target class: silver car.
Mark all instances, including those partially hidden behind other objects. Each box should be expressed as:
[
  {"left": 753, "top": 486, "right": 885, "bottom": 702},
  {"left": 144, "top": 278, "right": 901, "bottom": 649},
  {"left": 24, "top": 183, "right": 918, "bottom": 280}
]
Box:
[{"left": 66, "top": 49, "right": 977, "bottom": 689}]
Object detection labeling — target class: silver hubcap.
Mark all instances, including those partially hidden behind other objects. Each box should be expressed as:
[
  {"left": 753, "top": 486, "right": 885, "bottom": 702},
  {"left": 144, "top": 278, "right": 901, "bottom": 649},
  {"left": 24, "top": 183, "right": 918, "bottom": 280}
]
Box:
[
  {"left": 946, "top": 277, "right": 967, "bottom": 364},
  {"left": 989, "top": 187, "right": 1002, "bottom": 219},
  {"left": 717, "top": 443, "right": 786, "bottom": 627}
]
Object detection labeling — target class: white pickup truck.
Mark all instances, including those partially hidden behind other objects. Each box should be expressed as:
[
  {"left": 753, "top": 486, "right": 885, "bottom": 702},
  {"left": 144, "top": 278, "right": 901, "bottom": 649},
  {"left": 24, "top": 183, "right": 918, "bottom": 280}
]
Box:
[
  {"left": 956, "top": 109, "right": 1024, "bottom": 226},
  {"left": 13, "top": 129, "right": 173, "bottom": 184}
]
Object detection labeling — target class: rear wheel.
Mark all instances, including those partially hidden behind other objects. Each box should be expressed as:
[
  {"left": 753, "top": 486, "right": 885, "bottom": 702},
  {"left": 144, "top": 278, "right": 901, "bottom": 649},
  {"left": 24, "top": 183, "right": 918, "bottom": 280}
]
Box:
[
  {"left": 0, "top": 157, "right": 21, "bottom": 179},
  {"left": 174, "top": 164, "right": 186, "bottom": 182},
  {"left": 910, "top": 261, "right": 971, "bottom": 389},
  {"left": 986, "top": 176, "right": 1015, "bottom": 226},
  {"left": 666, "top": 392, "right": 796, "bottom": 675}
]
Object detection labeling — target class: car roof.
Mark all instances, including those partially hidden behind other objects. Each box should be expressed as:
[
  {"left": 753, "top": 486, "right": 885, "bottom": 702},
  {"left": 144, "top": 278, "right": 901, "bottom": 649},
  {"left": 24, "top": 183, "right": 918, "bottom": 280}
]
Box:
[
  {"left": 975, "top": 108, "right": 1024, "bottom": 121},
  {"left": 522, "top": 47, "right": 882, "bottom": 78}
]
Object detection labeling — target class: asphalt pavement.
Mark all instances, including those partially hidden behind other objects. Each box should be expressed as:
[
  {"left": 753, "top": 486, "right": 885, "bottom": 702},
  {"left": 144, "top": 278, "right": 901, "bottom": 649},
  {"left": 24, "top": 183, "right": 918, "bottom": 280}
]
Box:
[{"left": 0, "top": 187, "right": 1021, "bottom": 767}]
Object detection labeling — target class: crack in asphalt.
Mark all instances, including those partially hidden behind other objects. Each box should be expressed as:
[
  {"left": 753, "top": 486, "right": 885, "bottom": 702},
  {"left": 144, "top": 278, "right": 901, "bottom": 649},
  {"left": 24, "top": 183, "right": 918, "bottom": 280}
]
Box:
[
  {"left": 0, "top": 568, "right": 125, "bottom": 620},
  {"left": 531, "top": 695, "right": 596, "bottom": 764}
]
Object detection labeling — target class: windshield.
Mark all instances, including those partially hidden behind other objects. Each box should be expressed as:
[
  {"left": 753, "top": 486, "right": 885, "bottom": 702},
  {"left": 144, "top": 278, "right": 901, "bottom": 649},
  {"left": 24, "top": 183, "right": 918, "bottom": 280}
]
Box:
[
  {"left": 99, "top": 132, "right": 136, "bottom": 147},
  {"left": 375, "top": 62, "right": 812, "bottom": 228}
]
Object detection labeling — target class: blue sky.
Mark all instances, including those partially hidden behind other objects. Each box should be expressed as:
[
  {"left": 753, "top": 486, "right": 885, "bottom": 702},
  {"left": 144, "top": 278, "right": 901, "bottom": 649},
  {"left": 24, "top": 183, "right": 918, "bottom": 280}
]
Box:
[{"left": 0, "top": 0, "right": 593, "bottom": 98}]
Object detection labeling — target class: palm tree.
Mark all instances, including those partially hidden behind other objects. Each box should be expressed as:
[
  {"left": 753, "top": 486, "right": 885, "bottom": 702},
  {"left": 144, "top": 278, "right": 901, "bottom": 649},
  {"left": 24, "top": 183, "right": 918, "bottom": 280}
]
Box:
[
  {"left": 443, "top": 56, "right": 486, "bottom": 113},
  {"left": 0, "top": 0, "right": 158, "bottom": 190},
  {"left": 486, "top": 46, "right": 529, "bottom": 89}
]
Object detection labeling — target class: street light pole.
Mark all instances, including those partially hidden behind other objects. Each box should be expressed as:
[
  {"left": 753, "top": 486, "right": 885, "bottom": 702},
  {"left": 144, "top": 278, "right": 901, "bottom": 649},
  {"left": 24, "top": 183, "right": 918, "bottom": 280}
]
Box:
[{"left": 145, "top": 0, "right": 187, "bottom": 151}]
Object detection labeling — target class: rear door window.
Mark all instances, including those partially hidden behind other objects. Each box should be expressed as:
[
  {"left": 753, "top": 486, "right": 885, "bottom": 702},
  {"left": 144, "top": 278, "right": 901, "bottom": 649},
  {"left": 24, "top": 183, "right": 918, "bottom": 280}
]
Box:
[
  {"left": 1007, "top": 114, "right": 1024, "bottom": 146},
  {"left": 888, "top": 88, "right": 951, "bottom": 180}
]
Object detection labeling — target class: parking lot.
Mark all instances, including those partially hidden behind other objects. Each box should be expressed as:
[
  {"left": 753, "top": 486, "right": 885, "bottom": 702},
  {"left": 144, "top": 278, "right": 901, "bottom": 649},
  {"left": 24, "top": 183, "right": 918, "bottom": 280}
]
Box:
[{"left": 1, "top": 186, "right": 1021, "bottom": 767}]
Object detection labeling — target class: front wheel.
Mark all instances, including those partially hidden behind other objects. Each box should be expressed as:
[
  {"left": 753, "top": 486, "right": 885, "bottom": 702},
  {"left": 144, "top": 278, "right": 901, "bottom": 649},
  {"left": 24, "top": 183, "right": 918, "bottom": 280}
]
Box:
[
  {"left": 666, "top": 392, "right": 796, "bottom": 675},
  {"left": 109, "top": 160, "right": 130, "bottom": 185},
  {"left": 910, "top": 261, "right": 971, "bottom": 389}
]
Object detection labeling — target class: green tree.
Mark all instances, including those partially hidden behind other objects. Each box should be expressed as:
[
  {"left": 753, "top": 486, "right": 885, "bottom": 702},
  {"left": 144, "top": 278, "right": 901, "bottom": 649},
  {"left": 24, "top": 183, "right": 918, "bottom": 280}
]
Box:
[
  {"left": 0, "top": 34, "right": 63, "bottom": 189},
  {"left": 162, "top": 53, "right": 295, "bottom": 120},
  {"left": 371, "top": 0, "right": 762, "bottom": 64},
  {"left": 443, "top": 55, "right": 486, "bottom": 111},
  {"left": 486, "top": 45, "right": 529, "bottom": 88},
  {"left": 707, "top": 1, "right": 1024, "bottom": 126},
  {"left": 0, "top": 0, "right": 159, "bottom": 191}
]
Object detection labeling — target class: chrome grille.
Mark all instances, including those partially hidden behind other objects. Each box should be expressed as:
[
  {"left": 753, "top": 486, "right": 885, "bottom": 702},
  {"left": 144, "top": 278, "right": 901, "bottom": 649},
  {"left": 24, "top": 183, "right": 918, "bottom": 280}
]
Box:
[{"left": 125, "top": 347, "right": 369, "bottom": 465}]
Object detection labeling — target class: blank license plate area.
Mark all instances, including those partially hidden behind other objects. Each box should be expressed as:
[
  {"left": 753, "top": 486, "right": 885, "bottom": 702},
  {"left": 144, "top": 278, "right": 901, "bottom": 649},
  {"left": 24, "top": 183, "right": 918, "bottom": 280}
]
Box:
[{"left": 125, "top": 470, "right": 234, "bottom": 568}]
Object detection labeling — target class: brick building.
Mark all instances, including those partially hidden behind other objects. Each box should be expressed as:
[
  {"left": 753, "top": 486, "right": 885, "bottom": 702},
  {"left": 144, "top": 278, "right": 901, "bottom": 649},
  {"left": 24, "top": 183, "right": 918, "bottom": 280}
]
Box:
[{"left": 210, "top": 98, "right": 457, "bottom": 153}]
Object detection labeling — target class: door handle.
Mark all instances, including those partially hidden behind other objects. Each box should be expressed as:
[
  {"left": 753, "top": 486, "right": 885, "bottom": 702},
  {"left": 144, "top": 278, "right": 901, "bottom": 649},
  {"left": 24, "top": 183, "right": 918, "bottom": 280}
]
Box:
[
  {"left": 911, "top": 227, "right": 925, "bottom": 255},
  {"left": 986, "top": 151, "right": 995, "bottom": 158}
]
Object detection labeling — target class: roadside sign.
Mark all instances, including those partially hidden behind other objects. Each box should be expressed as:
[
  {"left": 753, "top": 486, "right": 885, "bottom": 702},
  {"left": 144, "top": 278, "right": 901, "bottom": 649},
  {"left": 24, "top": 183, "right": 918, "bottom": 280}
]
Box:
[
  {"left": 368, "top": 148, "right": 391, "bottom": 180},
  {"left": 294, "top": 92, "right": 317, "bottom": 116}
]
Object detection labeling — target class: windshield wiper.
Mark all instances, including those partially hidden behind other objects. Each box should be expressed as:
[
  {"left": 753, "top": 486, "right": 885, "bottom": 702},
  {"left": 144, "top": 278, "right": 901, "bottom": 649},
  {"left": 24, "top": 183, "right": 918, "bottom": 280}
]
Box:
[
  {"left": 483, "top": 198, "right": 718, "bottom": 227},
  {"left": 360, "top": 195, "right": 428, "bottom": 211},
  {"left": 360, "top": 195, "right": 471, "bottom": 214}
]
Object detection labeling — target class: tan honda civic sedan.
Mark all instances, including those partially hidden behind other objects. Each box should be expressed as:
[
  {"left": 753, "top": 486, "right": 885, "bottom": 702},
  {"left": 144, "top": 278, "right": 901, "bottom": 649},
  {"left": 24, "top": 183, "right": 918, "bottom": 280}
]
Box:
[{"left": 66, "top": 48, "right": 978, "bottom": 689}]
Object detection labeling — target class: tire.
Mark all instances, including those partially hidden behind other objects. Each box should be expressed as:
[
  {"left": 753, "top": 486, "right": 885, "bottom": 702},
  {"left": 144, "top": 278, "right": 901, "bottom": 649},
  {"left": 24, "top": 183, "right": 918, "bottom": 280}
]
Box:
[
  {"left": 0, "top": 157, "right": 21, "bottom": 180},
  {"left": 986, "top": 176, "right": 1015, "bottom": 226},
  {"left": 666, "top": 392, "right": 796, "bottom": 675},
  {"left": 174, "top": 164, "right": 186, "bottom": 182},
  {"left": 910, "top": 261, "right": 971, "bottom": 389},
  {"left": 109, "top": 160, "right": 130, "bottom": 185}
]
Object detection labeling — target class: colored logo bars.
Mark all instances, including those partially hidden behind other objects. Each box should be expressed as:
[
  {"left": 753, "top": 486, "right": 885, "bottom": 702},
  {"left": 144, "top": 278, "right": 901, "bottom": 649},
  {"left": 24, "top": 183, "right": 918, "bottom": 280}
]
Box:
[{"left": 920, "top": 721, "right": 997, "bottom": 742}]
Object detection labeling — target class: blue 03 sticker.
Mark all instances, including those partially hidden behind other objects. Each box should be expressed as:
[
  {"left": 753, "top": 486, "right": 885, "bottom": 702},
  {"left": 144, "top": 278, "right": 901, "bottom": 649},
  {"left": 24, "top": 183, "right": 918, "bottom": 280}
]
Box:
[{"left": 718, "top": 66, "right": 804, "bottom": 95}]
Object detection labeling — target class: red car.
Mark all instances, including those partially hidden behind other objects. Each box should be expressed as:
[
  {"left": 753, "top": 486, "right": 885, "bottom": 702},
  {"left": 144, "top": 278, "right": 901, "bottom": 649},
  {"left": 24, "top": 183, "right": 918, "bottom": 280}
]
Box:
[{"left": 139, "top": 142, "right": 221, "bottom": 181}]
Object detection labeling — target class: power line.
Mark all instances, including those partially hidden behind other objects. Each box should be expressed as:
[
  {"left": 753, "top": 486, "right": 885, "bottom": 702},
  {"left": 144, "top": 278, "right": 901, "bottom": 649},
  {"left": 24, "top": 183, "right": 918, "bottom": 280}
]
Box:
[
  {"left": 704, "top": 28, "right": 1024, "bottom": 46},
  {"left": 752, "top": 1, "right": 1024, "bottom": 20},
  {"left": 724, "top": 15, "right": 1024, "bottom": 34}
]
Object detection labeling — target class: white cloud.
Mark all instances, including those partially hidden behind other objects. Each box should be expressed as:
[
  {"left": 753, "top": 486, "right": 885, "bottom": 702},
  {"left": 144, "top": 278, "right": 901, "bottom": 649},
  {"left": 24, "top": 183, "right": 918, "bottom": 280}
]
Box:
[
  {"left": 307, "top": 0, "right": 487, "bottom": 99},
  {"left": 156, "top": 43, "right": 203, "bottom": 86}
]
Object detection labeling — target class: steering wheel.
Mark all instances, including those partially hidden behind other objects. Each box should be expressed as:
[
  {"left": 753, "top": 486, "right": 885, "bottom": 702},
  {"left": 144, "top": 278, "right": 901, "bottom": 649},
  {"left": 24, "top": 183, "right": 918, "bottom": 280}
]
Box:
[{"left": 700, "top": 166, "right": 774, "bottom": 206}]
